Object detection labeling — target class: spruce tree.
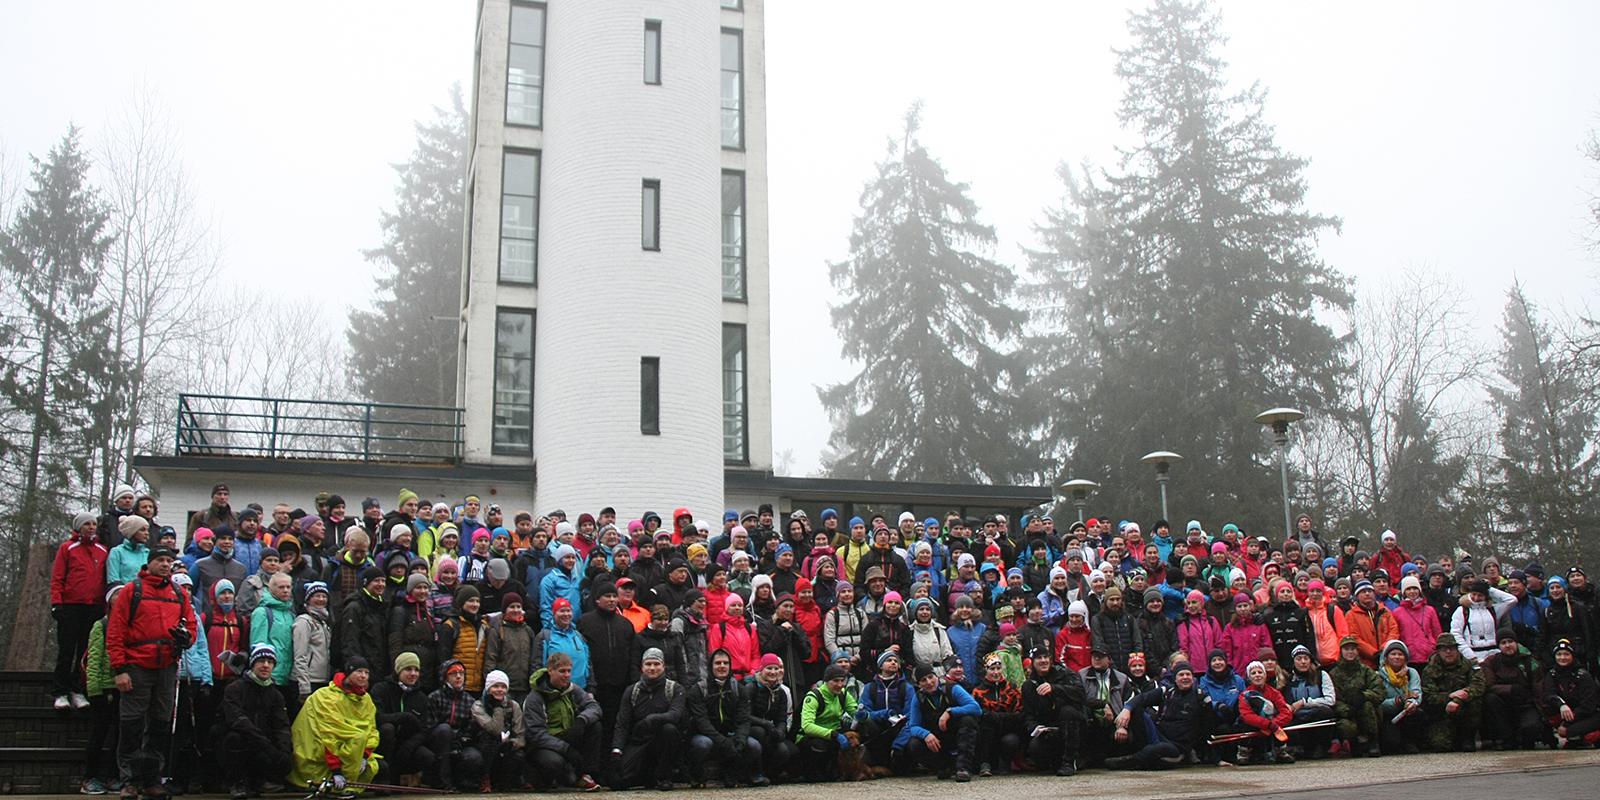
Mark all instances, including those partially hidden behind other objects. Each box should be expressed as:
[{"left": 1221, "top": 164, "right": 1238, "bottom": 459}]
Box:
[
  {"left": 347, "top": 89, "right": 467, "bottom": 408},
  {"left": 1489, "top": 285, "right": 1599, "bottom": 564},
  {"left": 1027, "top": 0, "right": 1350, "bottom": 531},
  {"left": 820, "top": 104, "right": 1027, "bottom": 483},
  {"left": 0, "top": 127, "right": 116, "bottom": 550}
]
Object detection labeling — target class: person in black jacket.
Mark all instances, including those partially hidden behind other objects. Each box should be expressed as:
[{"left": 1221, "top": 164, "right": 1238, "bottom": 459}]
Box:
[
  {"left": 687, "top": 650, "right": 760, "bottom": 787},
  {"left": 1105, "top": 660, "right": 1208, "bottom": 769},
  {"left": 220, "top": 645, "right": 292, "bottom": 799},
  {"left": 860, "top": 592, "right": 912, "bottom": 678},
  {"left": 338, "top": 567, "right": 390, "bottom": 670},
  {"left": 1263, "top": 581, "right": 1314, "bottom": 665},
  {"left": 744, "top": 654, "right": 796, "bottom": 782},
  {"left": 610, "top": 648, "right": 686, "bottom": 790},
  {"left": 1022, "top": 645, "right": 1087, "bottom": 776},
  {"left": 523, "top": 653, "right": 603, "bottom": 792},
  {"left": 427, "top": 661, "right": 484, "bottom": 791},
  {"left": 631, "top": 605, "right": 686, "bottom": 684},
  {"left": 577, "top": 577, "right": 635, "bottom": 747},
  {"left": 369, "top": 652, "right": 449, "bottom": 787}
]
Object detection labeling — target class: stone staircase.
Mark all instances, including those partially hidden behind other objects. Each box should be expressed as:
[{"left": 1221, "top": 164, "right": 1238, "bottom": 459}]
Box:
[{"left": 0, "top": 671, "right": 87, "bottom": 794}]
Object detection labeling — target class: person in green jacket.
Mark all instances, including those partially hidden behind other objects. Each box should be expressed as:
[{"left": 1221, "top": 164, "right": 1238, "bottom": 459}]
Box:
[
  {"left": 1328, "top": 635, "right": 1384, "bottom": 757},
  {"left": 797, "top": 664, "right": 860, "bottom": 780},
  {"left": 79, "top": 587, "right": 120, "bottom": 795},
  {"left": 1420, "top": 632, "right": 1485, "bottom": 752},
  {"left": 105, "top": 516, "right": 151, "bottom": 587},
  {"left": 252, "top": 573, "right": 297, "bottom": 706}
]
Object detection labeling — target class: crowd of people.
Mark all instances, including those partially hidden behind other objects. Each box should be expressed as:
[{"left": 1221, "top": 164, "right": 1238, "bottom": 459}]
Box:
[{"left": 48, "top": 482, "right": 1600, "bottom": 798}]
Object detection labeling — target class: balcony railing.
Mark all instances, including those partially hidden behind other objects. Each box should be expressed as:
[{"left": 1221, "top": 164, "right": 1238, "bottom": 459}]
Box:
[{"left": 176, "top": 393, "right": 464, "bottom": 464}]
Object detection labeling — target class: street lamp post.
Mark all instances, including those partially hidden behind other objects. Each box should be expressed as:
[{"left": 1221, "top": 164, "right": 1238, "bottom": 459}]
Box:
[
  {"left": 1060, "top": 479, "right": 1099, "bottom": 525},
  {"left": 1254, "top": 407, "right": 1306, "bottom": 543},
  {"left": 1139, "top": 451, "right": 1183, "bottom": 521}
]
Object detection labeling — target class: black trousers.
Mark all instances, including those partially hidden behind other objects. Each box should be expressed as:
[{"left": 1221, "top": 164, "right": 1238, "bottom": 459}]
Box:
[
  {"left": 615, "top": 722, "right": 682, "bottom": 787},
  {"left": 1026, "top": 717, "right": 1082, "bottom": 770},
  {"left": 902, "top": 715, "right": 977, "bottom": 774},
  {"left": 1484, "top": 692, "right": 1545, "bottom": 747},
  {"left": 221, "top": 729, "right": 292, "bottom": 784},
  {"left": 52, "top": 605, "right": 101, "bottom": 696},
  {"left": 84, "top": 693, "right": 119, "bottom": 782},
  {"left": 747, "top": 723, "right": 797, "bottom": 781},
  {"left": 856, "top": 716, "right": 905, "bottom": 767},
  {"left": 527, "top": 723, "right": 603, "bottom": 788},
  {"left": 977, "top": 715, "right": 1025, "bottom": 771}
]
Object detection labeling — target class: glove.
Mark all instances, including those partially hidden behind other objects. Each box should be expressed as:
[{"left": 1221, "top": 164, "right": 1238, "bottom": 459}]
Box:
[
  {"left": 834, "top": 732, "right": 850, "bottom": 750},
  {"left": 169, "top": 623, "right": 194, "bottom": 650},
  {"left": 331, "top": 775, "right": 347, "bottom": 791}
]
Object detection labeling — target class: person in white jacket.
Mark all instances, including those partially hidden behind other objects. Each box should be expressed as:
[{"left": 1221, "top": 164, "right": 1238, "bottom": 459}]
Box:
[
  {"left": 907, "top": 597, "right": 954, "bottom": 678},
  {"left": 1450, "top": 579, "right": 1516, "bottom": 664}
]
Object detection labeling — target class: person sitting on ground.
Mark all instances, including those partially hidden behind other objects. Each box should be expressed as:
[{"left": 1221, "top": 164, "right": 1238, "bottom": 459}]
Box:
[
  {"left": 470, "top": 670, "right": 525, "bottom": 791},
  {"left": 796, "top": 662, "right": 858, "bottom": 782},
  {"left": 1022, "top": 645, "right": 1088, "bottom": 777},
  {"left": 1420, "top": 632, "right": 1484, "bottom": 752},
  {"left": 369, "top": 653, "right": 446, "bottom": 787},
  {"left": 1539, "top": 638, "right": 1600, "bottom": 748},
  {"left": 610, "top": 648, "right": 686, "bottom": 791},
  {"left": 525, "top": 652, "right": 604, "bottom": 792},
  {"left": 289, "top": 656, "right": 383, "bottom": 791},
  {"left": 896, "top": 663, "right": 981, "bottom": 781},
  {"left": 1106, "top": 659, "right": 1208, "bottom": 770},
  {"left": 220, "top": 644, "right": 292, "bottom": 800},
  {"left": 1236, "top": 659, "right": 1294, "bottom": 765},
  {"left": 686, "top": 649, "right": 756, "bottom": 788}
]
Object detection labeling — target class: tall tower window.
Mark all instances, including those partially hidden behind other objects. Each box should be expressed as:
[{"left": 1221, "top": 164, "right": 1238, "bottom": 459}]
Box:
[
  {"left": 640, "top": 357, "right": 661, "bottom": 435},
  {"left": 644, "top": 20, "right": 662, "bottom": 85},
  {"left": 720, "top": 30, "right": 743, "bottom": 149},
  {"left": 493, "top": 309, "right": 534, "bottom": 452},
  {"left": 642, "top": 179, "right": 661, "bottom": 251},
  {"left": 506, "top": 3, "right": 545, "bottom": 126},
  {"left": 722, "top": 171, "right": 745, "bottom": 300},
  {"left": 723, "top": 324, "right": 748, "bottom": 463},
  {"left": 499, "top": 151, "right": 540, "bottom": 283}
]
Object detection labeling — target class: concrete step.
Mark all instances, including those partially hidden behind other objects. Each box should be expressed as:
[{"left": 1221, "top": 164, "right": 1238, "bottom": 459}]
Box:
[
  {"left": 0, "top": 746, "right": 83, "bottom": 795},
  {"left": 0, "top": 706, "right": 93, "bottom": 749}
]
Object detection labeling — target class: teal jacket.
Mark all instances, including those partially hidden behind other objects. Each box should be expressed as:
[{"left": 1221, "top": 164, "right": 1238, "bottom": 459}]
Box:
[
  {"left": 105, "top": 540, "right": 149, "bottom": 587},
  {"left": 251, "top": 592, "right": 296, "bottom": 685}
]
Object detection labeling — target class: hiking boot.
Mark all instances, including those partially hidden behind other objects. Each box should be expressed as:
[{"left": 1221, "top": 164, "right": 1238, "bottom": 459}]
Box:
[
  {"left": 1236, "top": 745, "right": 1253, "bottom": 764},
  {"left": 1055, "top": 760, "right": 1077, "bottom": 777},
  {"left": 1271, "top": 744, "right": 1295, "bottom": 764},
  {"left": 120, "top": 786, "right": 137, "bottom": 800},
  {"left": 1104, "top": 755, "right": 1137, "bottom": 770},
  {"left": 656, "top": 779, "right": 674, "bottom": 791},
  {"left": 81, "top": 779, "right": 108, "bottom": 796},
  {"left": 953, "top": 770, "right": 971, "bottom": 782},
  {"left": 141, "top": 784, "right": 170, "bottom": 800},
  {"left": 977, "top": 763, "right": 993, "bottom": 777},
  {"left": 748, "top": 775, "right": 770, "bottom": 788},
  {"left": 576, "top": 775, "right": 600, "bottom": 792},
  {"left": 229, "top": 783, "right": 248, "bottom": 800}
]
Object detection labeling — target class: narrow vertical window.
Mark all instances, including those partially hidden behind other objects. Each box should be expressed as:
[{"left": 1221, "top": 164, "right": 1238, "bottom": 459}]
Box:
[
  {"left": 493, "top": 309, "right": 534, "bottom": 452},
  {"left": 721, "top": 171, "right": 745, "bottom": 299},
  {"left": 640, "top": 357, "right": 660, "bottom": 435},
  {"left": 720, "top": 29, "right": 743, "bottom": 149},
  {"left": 499, "top": 151, "right": 540, "bottom": 283},
  {"left": 506, "top": 3, "right": 545, "bottom": 126},
  {"left": 643, "top": 20, "right": 662, "bottom": 85},
  {"left": 642, "top": 179, "right": 660, "bottom": 251},
  {"left": 723, "top": 324, "right": 748, "bottom": 463}
]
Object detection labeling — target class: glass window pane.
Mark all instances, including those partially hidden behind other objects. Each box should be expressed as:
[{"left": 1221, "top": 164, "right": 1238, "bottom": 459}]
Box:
[
  {"left": 494, "top": 310, "right": 534, "bottom": 451},
  {"left": 721, "top": 172, "right": 744, "bottom": 299},
  {"left": 504, "top": 152, "right": 538, "bottom": 191},
  {"left": 644, "top": 23, "right": 661, "bottom": 84},
  {"left": 642, "top": 181, "right": 659, "bottom": 250},
  {"left": 721, "top": 31, "right": 742, "bottom": 148},
  {"left": 510, "top": 4, "right": 543, "bottom": 44},
  {"left": 499, "top": 152, "right": 539, "bottom": 283},
  {"left": 723, "top": 324, "right": 747, "bottom": 462},
  {"left": 506, "top": 6, "right": 544, "bottom": 126},
  {"left": 641, "top": 357, "right": 660, "bottom": 435}
]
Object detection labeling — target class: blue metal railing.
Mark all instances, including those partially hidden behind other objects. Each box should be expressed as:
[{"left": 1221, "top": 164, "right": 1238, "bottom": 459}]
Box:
[{"left": 175, "top": 393, "right": 464, "bottom": 464}]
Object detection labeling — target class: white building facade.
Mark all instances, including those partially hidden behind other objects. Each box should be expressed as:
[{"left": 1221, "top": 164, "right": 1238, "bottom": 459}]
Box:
[{"left": 456, "top": 0, "right": 774, "bottom": 518}]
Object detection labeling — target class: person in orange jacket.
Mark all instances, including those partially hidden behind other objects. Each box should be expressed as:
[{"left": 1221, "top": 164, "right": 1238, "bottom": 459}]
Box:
[{"left": 1344, "top": 581, "right": 1400, "bottom": 668}]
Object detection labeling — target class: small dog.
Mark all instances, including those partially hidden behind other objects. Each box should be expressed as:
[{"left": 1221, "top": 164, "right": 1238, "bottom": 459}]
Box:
[{"left": 837, "top": 731, "right": 876, "bottom": 781}]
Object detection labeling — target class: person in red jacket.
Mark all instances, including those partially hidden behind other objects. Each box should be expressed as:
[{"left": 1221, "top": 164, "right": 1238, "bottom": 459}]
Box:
[
  {"left": 107, "top": 546, "right": 197, "bottom": 799},
  {"left": 1237, "top": 659, "right": 1295, "bottom": 765},
  {"left": 1371, "top": 531, "right": 1411, "bottom": 588},
  {"left": 51, "top": 512, "right": 109, "bottom": 709}
]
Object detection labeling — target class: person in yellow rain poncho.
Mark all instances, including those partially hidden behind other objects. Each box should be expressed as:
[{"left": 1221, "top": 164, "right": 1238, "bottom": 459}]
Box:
[{"left": 290, "top": 656, "right": 385, "bottom": 790}]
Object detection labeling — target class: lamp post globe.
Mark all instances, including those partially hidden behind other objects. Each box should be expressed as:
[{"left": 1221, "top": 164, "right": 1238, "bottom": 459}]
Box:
[
  {"left": 1139, "top": 451, "right": 1183, "bottom": 522},
  {"left": 1254, "top": 408, "right": 1305, "bottom": 542},
  {"left": 1060, "top": 479, "right": 1099, "bottom": 525}
]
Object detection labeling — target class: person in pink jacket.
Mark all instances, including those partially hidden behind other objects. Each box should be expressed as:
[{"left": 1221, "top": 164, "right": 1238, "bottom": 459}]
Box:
[
  {"left": 1221, "top": 592, "right": 1274, "bottom": 671},
  {"left": 1391, "top": 575, "right": 1442, "bottom": 667},
  {"left": 707, "top": 593, "right": 761, "bottom": 678},
  {"left": 1177, "top": 589, "right": 1223, "bottom": 664},
  {"left": 1303, "top": 580, "right": 1348, "bottom": 666}
]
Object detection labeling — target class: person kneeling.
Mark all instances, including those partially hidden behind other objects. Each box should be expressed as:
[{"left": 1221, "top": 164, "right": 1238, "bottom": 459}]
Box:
[
  {"left": 896, "top": 664, "right": 980, "bottom": 781},
  {"left": 221, "top": 645, "right": 292, "bottom": 799},
  {"left": 471, "top": 670, "right": 525, "bottom": 791},
  {"left": 427, "top": 660, "right": 485, "bottom": 791},
  {"left": 795, "top": 663, "right": 859, "bottom": 781},
  {"left": 1022, "top": 646, "right": 1087, "bottom": 776},
  {"left": 289, "top": 657, "right": 383, "bottom": 792},
  {"left": 524, "top": 653, "right": 603, "bottom": 791},
  {"left": 370, "top": 653, "right": 448, "bottom": 786},
  {"left": 688, "top": 650, "right": 760, "bottom": 787},
  {"left": 610, "top": 648, "right": 685, "bottom": 790}
]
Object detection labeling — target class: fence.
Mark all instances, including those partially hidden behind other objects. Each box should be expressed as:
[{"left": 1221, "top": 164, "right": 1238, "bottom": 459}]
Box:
[{"left": 175, "top": 393, "right": 464, "bottom": 463}]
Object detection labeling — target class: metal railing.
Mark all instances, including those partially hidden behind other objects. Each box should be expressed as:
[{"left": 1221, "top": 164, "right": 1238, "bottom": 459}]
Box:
[{"left": 175, "top": 394, "right": 464, "bottom": 464}]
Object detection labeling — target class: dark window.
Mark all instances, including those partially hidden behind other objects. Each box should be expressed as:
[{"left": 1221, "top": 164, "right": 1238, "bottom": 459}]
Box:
[
  {"left": 720, "top": 30, "right": 743, "bottom": 149},
  {"left": 640, "top": 357, "right": 661, "bottom": 435},
  {"left": 721, "top": 171, "right": 745, "bottom": 300},
  {"left": 723, "top": 324, "right": 748, "bottom": 463},
  {"left": 642, "top": 179, "right": 660, "bottom": 251},
  {"left": 493, "top": 309, "right": 534, "bottom": 452},
  {"left": 499, "top": 151, "right": 540, "bottom": 283},
  {"left": 644, "top": 20, "right": 662, "bottom": 85},
  {"left": 506, "top": 3, "right": 545, "bottom": 126}
]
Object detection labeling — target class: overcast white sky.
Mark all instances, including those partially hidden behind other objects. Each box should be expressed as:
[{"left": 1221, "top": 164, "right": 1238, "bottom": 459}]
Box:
[{"left": 3, "top": 1, "right": 1597, "bottom": 476}]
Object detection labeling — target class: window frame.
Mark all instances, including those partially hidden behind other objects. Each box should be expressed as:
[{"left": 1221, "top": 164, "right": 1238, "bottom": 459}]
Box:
[
  {"left": 497, "top": 150, "right": 541, "bottom": 285},
  {"left": 640, "top": 356, "right": 661, "bottom": 435},
  {"left": 720, "top": 28, "right": 744, "bottom": 150},
  {"left": 721, "top": 170, "right": 746, "bottom": 301},
  {"left": 492, "top": 308, "right": 535, "bottom": 455},
  {"left": 722, "top": 323, "right": 749, "bottom": 464},
  {"left": 504, "top": 2, "right": 547, "bottom": 128},
  {"left": 643, "top": 20, "right": 662, "bottom": 85},
  {"left": 641, "top": 179, "right": 661, "bottom": 251}
]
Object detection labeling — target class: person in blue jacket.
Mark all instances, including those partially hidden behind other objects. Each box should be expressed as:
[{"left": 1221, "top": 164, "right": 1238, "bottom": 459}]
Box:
[
  {"left": 945, "top": 597, "right": 986, "bottom": 688},
  {"left": 896, "top": 663, "right": 981, "bottom": 781},
  {"left": 539, "top": 544, "right": 583, "bottom": 630},
  {"left": 856, "top": 650, "right": 915, "bottom": 770},
  {"left": 1197, "top": 648, "right": 1246, "bottom": 737}
]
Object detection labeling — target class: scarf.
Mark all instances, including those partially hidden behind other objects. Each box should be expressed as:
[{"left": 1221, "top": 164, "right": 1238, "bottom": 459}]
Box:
[{"left": 1381, "top": 663, "right": 1410, "bottom": 693}]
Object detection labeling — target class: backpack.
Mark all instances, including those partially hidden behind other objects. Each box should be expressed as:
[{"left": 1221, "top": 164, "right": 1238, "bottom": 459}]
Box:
[{"left": 629, "top": 677, "right": 679, "bottom": 704}]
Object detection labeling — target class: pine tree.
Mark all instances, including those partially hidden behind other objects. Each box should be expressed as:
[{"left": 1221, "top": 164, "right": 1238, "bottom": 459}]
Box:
[
  {"left": 347, "top": 88, "right": 467, "bottom": 408},
  {"left": 0, "top": 127, "right": 116, "bottom": 551},
  {"left": 1026, "top": 0, "right": 1350, "bottom": 531},
  {"left": 819, "top": 104, "right": 1028, "bottom": 483},
  {"left": 1489, "top": 285, "right": 1599, "bottom": 565}
]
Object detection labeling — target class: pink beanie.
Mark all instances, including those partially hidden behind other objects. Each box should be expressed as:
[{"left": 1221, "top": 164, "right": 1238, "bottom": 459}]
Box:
[
  {"left": 1185, "top": 589, "right": 1205, "bottom": 603},
  {"left": 724, "top": 594, "right": 745, "bottom": 611},
  {"left": 1211, "top": 542, "right": 1228, "bottom": 555},
  {"left": 883, "top": 591, "right": 903, "bottom": 604},
  {"left": 1307, "top": 579, "right": 1326, "bottom": 592},
  {"left": 759, "top": 653, "right": 783, "bottom": 670}
]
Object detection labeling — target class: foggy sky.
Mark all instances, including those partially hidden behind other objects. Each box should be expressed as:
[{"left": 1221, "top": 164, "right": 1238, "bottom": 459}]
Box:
[{"left": 2, "top": 1, "right": 1597, "bottom": 477}]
